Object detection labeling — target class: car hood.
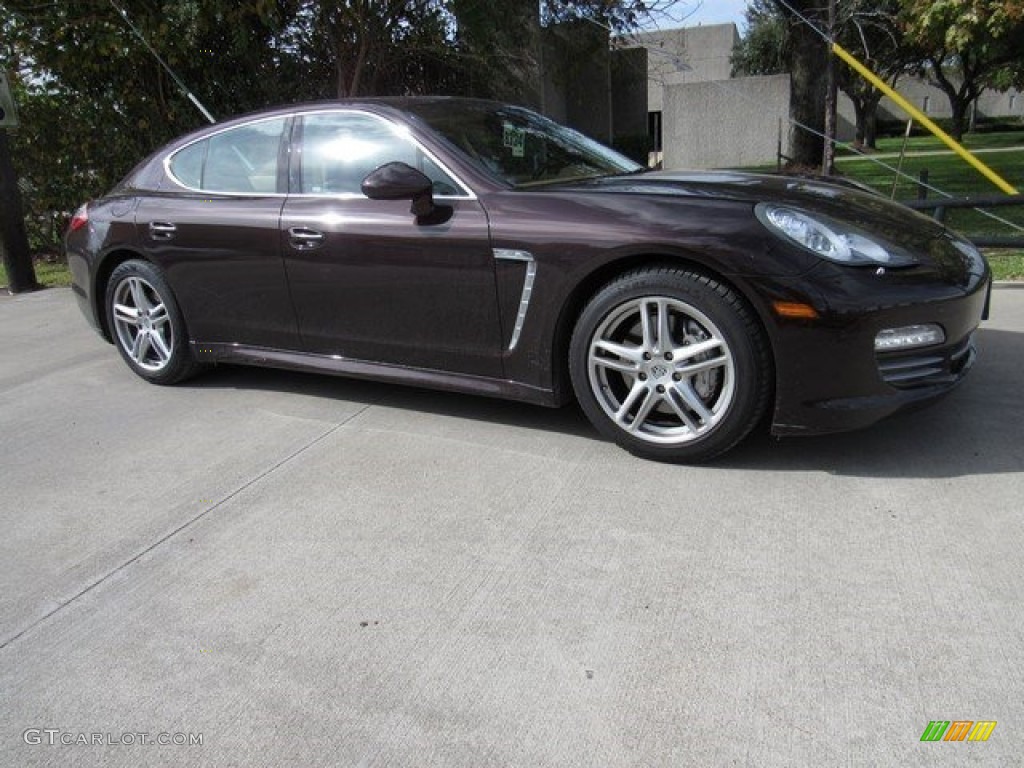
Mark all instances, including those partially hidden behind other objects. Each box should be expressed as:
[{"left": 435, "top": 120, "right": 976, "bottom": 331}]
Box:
[
  {"left": 556, "top": 170, "right": 987, "bottom": 287},
  {"left": 565, "top": 169, "right": 934, "bottom": 227}
]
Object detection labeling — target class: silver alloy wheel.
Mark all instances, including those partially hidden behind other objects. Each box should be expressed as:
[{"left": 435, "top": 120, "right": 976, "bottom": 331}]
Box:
[
  {"left": 111, "top": 275, "right": 174, "bottom": 373},
  {"left": 587, "top": 296, "right": 736, "bottom": 445}
]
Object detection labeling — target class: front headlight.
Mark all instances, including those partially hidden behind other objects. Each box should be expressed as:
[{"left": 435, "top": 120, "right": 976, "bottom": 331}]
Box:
[{"left": 755, "top": 203, "right": 917, "bottom": 267}]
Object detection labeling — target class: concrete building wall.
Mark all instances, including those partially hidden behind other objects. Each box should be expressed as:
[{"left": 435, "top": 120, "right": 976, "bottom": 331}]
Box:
[
  {"left": 540, "top": 22, "right": 613, "bottom": 142},
  {"left": 979, "top": 88, "right": 1024, "bottom": 119},
  {"left": 835, "top": 77, "right": 1024, "bottom": 143},
  {"left": 628, "top": 24, "right": 740, "bottom": 113},
  {"left": 663, "top": 74, "right": 790, "bottom": 170},
  {"left": 610, "top": 47, "right": 649, "bottom": 141},
  {"left": 836, "top": 97, "right": 859, "bottom": 142},
  {"left": 873, "top": 77, "right": 1024, "bottom": 122}
]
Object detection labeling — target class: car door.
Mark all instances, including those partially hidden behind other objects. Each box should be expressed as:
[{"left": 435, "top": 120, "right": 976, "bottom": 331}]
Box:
[
  {"left": 136, "top": 115, "right": 300, "bottom": 349},
  {"left": 280, "top": 110, "right": 504, "bottom": 377}
]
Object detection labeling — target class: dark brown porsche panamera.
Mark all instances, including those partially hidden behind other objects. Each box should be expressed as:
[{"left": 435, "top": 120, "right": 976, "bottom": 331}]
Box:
[{"left": 66, "top": 98, "right": 990, "bottom": 461}]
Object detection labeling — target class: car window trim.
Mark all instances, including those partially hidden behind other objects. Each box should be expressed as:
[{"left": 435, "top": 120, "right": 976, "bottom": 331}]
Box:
[{"left": 164, "top": 109, "right": 478, "bottom": 202}]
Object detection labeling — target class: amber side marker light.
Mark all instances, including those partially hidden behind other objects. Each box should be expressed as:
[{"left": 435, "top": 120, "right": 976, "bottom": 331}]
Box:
[{"left": 772, "top": 301, "right": 819, "bottom": 319}]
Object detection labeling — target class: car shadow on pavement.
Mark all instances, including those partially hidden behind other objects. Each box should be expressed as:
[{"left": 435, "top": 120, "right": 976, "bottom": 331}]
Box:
[
  {"left": 183, "top": 364, "right": 600, "bottom": 440},
  {"left": 184, "top": 326, "right": 1022, "bottom": 479},
  {"left": 721, "top": 326, "right": 1023, "bottom": 478}
]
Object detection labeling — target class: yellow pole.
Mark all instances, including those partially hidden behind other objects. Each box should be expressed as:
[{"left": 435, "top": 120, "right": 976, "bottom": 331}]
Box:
[{"left": 832, "top": 42, "right": 1019, "bottom": 195}]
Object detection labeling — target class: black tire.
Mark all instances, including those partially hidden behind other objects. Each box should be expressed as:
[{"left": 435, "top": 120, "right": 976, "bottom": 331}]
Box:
[
  {"left": 105, "top": 259, "right": 201, "bottom": 385},
  {"left": 569, "top": 267, "right": 771, "bottom": 462}
]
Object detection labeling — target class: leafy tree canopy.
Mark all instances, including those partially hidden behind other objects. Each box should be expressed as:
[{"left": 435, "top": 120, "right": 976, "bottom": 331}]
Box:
[
  {"left": 900, "top": 0, "right": 1024, "bottom": 138},
  {"left": 2, "top": 0, "right": 677, "bottom": 250}
]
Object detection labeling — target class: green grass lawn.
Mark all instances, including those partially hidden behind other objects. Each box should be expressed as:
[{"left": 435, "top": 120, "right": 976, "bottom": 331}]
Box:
[
  {"left": 834, "top": 140, "right": 1024, "bottom": 236},
  {"left": 0, "top": 258, "right": 73, "bottom": 291},
  {"left": 986, "top": 250, "right": 1024, "bottom": 280},
  {"left": 838, "top": 130, "right": 1024, "bottom": 156}
]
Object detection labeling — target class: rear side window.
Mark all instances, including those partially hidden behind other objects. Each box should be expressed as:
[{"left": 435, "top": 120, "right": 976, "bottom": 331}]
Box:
[
  {"left": 170, "top": 141, "right": 206, "bottom": 189},
  {"left": 168, "top": 117, "right": 287, "bottom": 193}
]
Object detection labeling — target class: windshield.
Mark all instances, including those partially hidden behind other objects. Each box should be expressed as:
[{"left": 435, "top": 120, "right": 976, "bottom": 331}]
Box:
[{"left": 406, "top": 101, "right": 643, "bottom": 188}]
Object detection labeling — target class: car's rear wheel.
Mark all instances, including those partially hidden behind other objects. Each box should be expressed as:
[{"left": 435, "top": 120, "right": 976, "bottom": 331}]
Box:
[
  {"left": 570, "top": 267, "right": 771, "bottom": 462},
  {"left": 106, "top": 260, "right": 199, "bottom": 385}
]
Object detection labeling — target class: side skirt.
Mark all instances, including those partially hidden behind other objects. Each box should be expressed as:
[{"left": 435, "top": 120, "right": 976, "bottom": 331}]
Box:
[{"left": 191, "top": 341, "right": 561, "bottom": 407}]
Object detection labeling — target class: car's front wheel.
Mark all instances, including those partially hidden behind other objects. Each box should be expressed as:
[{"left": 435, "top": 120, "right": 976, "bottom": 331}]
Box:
[
  {"left": 570, "top": 268, "right": 771, "bottom": 462},
  {"left": 105, "top": 259, "right": 199, "bottom": 385}
]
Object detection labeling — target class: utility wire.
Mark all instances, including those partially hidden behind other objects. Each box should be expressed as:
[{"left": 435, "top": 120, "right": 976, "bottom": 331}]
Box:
[
  {"left": 108, "top": 0, "right": 216, "bottom": 124},
  {"left": 774, "top": 0, "right": 833, "bottom": 43}
]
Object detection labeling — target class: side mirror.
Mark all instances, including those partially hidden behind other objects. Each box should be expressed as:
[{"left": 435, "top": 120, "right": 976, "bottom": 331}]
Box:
[{"left": 361, "top": 162, "right": 435, "bottom": 218}]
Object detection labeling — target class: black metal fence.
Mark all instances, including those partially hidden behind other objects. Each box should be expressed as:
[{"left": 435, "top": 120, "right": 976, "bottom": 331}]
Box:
[{"left": 901, "top": 188, "right": 1024, "bottom": 249}]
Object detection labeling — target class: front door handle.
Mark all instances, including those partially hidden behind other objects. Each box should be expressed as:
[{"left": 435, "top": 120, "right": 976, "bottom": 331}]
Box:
[
  {"left": 149, "top": 221, "right": 177, "bottom": 240},
  {"left": 288, "top": 227, "right": 325, "bottom": 250}
]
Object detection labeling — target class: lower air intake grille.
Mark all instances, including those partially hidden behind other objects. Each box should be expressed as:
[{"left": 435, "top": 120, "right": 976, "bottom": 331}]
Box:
[{"left": 877, "top": 334, "right": 975, "bottom": 389}]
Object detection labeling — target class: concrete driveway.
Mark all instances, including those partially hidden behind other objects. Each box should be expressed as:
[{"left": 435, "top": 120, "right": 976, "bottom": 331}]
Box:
[{"left": 2, "top": 285, "right": 1022, "bottom": 767}]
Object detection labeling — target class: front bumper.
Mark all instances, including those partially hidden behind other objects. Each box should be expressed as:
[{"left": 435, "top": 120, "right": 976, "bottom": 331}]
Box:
[{"left": 764, "top": 262, "right": 990, "bottom": 437}]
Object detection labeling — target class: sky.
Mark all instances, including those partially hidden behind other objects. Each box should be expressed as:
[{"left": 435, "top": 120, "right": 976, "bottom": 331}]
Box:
[{"left": 660, "top": 0, "right": 749, "bottom": 32}]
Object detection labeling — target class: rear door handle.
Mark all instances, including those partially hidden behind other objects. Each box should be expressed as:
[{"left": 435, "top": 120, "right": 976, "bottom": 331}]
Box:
[
  {"left": 288, "top": 227, "right": 325, "bottom": 250},
  {"left": 148, "top": 221, "right": 177, "bottom": 240}
]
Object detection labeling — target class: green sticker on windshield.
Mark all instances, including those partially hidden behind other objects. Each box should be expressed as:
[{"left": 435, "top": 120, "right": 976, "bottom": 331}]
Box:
[{"left": 503, "top": 122, "right": 526, "bottom": 158}]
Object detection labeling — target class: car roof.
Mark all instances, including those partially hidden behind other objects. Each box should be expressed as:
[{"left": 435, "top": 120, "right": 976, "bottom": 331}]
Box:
[
  {"left": 120, "top": 96, "right": 515, "bottom": 195},
  {"left": 210, "top": 96, "right": 508, "bottom": 126}
]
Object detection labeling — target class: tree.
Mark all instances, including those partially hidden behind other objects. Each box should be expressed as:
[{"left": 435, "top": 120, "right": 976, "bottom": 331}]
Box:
[
  {"left": 731, "top": 0, "right": 789, "bottom": 77},
  {"left": 544, "top": 0, "right": 685, "bottom": 32},
  {"left": 837, "top": 0, "right": 911, "bottom": 148},
  {"left": 734, "top": 0, "right": 912, "bottom": 150},
  {"left": 0, "top": 129, "right": 39, "bottom": 292},
  {"left": 734, "top": 0, "right": 829, "bottom": 164},
  {"left": 282, "top": 0, "right": 462, "bottom": 99},
  {"left": 900, "top": 0, "right": 1024, "bottom": 140},
  {"left": 452, "top": 0, "right": 543, "bottom": 106},
  {"left": 1, "top": 13, "right": 38, "bottom": 291},
  {"left": 766, "top": 0, "right": 828, "bottom": 167},
  {"left": 2, "top": 0, "right": 306, "bottom": 251}
]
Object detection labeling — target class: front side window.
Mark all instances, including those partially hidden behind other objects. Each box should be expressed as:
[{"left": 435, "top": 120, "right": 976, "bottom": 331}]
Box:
[
  {"left": 298, "top": 112, "right": 464, "bottom": 197},
  {"left": 168, "top": 117, "right": 286, "bottom": 193}
]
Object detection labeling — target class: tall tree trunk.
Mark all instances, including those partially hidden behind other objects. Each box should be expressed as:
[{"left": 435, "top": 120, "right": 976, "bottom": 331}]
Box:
[
  {"left": 335, "top": 54, "right": 347, "bottom": 98},
  {"left": 949, "top": 98, "right": 966, "bottom": 141},
  {"left": 821, "top": 0, "right": 837, "bottom": 174},
  {"left": 0, "top": 130, "right": 38, "bottom": 293},
  {"left": 786, "top": 15, "right": 827, "bottom": 167},
  {"left": 349, "top": 36, "right": 369, "bottom": 97},
  {"left": 927, "top": 57, "right": 970, "bottom": 141},
  {"left": 864, "top": 103, "right": 879, "bottom": 149}
]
